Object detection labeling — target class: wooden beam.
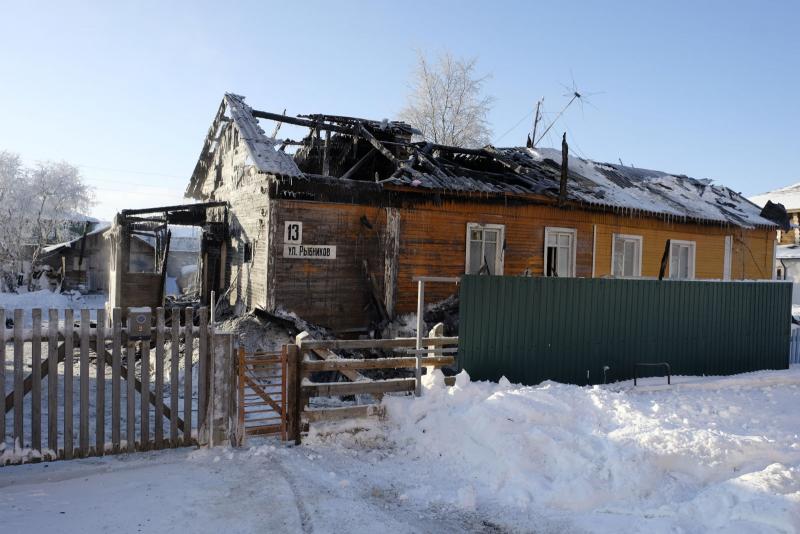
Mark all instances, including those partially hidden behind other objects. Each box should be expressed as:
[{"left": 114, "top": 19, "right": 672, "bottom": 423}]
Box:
[
  {"left": 308, "top": 347, "right": 370, "bottom": 382},
  {"left": 297, "top": 336, "right": 458, "bottom": 351},
  {"left": 339, "top": 149, "right": 376, "bottom": 181},
  {"left": 322, "top": 129, "right": 331, "bottom": 176},
  {"left": 302, "top": 378, "right": 415, "bottom": 397},
  {"left": 303, "top": 404, "right": 384, "bottom": 423},
  {"left": 358, "top": 124, "right": 399, "bottom": 166},
  {"left": 250, "top": 109, "right": 353, "bottom": 134},
  {"left": 302, "top": 355, "right": 454, "bottom": 373}
]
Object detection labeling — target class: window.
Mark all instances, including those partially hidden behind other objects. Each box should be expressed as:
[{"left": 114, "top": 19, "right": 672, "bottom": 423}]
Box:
[
  {"left": 723, "top": 235, "right": 732, "bottom": 280},
  {"left": 544, "top": 227, "right": 576, "bottom": 277},
  {"left": 669, "top": 240, "right": 696, "bottom": 280},
  {"left": 465, "top": 223, "right": 504, "bottom": 275},
  {"left": 243, "top": 241, "right": 253, "bottom": 263},
  {"left": 611, "top": 234, "right": 642, "bottom": 277}
]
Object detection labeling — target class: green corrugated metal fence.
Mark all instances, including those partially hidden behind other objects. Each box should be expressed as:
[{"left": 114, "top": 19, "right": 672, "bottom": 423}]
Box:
[{"left": 458, "top": 276, "right": 792, "bottom": 386}]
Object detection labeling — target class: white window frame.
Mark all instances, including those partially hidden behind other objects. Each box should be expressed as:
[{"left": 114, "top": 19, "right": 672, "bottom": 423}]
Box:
[
  {"left": 544, "top": 227, "right": 577, "bottom": 278},
  {"left": 668, "top": 239, "right": 696, "bottom": 280},
  {"left": 465, "top": 223, "right": 505, "bottom": 275},
  {"left": 611, "top": 234, "right": 643, "bottom": 278},
  {"left": 723, "top": 235, "right": 733, "bottom": 280}
]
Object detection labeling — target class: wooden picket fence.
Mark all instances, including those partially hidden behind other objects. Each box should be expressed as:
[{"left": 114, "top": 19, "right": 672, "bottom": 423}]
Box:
[
  {"left": 1, "top": 306, "right": 216, "bottom": 465},
  {"left": 282, "top": 333, "right": 458, "bottom": 444}
]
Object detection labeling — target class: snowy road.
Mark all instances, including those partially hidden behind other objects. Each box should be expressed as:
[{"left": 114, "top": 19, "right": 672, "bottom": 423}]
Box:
[
  {"left": 1, "top": 368, "right": 799, "bottom": 533},
  {"left": 0, "top": 444, "right": 521, "bottom": 534}
]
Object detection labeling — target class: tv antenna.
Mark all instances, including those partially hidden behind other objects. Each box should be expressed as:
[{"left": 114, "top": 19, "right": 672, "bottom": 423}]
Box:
[{"left": 530, "top": 74, "right": 602, "bottom": 148}]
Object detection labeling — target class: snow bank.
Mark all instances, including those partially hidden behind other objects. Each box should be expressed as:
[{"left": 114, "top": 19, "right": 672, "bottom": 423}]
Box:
[{"left": 373, "top": 368, "right": 800, "bottom": 532}]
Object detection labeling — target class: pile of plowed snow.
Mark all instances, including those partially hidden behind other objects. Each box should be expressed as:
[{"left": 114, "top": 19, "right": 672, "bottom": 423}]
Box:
[{"left": 351, "top": 368, "right": 800, "bottom": 532}]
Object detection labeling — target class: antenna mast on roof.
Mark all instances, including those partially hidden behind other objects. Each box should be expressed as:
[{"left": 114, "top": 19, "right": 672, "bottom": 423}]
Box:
[
  {"left": 530, "top": 97, "right": 544, "bottom": 148},
  {"left": 534, "top": 74, "right": 602, "bottom": 147}
]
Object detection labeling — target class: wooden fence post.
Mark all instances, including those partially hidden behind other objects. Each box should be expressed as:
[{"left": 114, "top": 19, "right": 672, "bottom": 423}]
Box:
[
  {"left": 47, "top": 309, "right": 58, "bottom": 453},
  {"left": 31, "top": 309, "right": 42, "bottom": 453},
  {"left": 80, "top": 309, "right": 90, "bottom": 457},
  {"left": 0, "top": 309, "right": 4, "bottom": 447},
  {"left": 285, "top": 343, "right": 301, "bottom": 445},
  {"left": 64, "top": 309, "right": 74, "bottom": 459},
  {"left": 126, "top": 315, "right": 135, "bottom": 453},
  {"left": 183, "top": 307, "right": 193, "bottom": 445},
  {"left": 112, "top": 308, "right": 121, "bottom": 453},
  {"left": 199, "top": 331, "right": 234, "bottom": 447},
  {"left": 236, "top": 346, "right": 245, "bottom": 447},
  {"left": 96, "top": 308, "right": 106, "bottom": 455},
  {"left": 13, "top": 309, "right": 23, "bottom": 448}
]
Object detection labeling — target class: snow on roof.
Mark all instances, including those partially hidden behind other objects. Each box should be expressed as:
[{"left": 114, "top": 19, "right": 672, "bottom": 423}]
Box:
[
  {"left": 386, "top": 146, "right": 772, "bottom": 228},
  {"left": 523, "top": 148, "right": 772, "bottom": 229},
  {"left": 40, "top": 223, "right": 154, "bottom": 257},
  {"left": 224, "top": 93, "right": 303, "bottom": 178},
  {"left": 777, "top": 244, "right": 800, "bottom": 260},
  {"left": 749, "top": 182, "right": 800, "bottom": 211},
  {"left": 41, "top": 223, "right": 111, "bottom": 254},
  {"left": 188, "top": 94, "right": 774, "bottom": 230}
]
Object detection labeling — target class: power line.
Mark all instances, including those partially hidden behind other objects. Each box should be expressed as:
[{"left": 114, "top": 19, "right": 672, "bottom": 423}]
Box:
[
  {"left": 77, "top": 164, "right": 186, "bottom": 180},
  {"left": 496, "top": 109, "right": 535, "bottom": 144}
]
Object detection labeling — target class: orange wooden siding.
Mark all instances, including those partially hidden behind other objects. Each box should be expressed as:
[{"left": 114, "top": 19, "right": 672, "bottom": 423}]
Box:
[
  {"left": 273, "top": 199, "right": 775, "bottom": 326},
  {"left": 395, "top": 201, "right": 775, "bottom": 313}
]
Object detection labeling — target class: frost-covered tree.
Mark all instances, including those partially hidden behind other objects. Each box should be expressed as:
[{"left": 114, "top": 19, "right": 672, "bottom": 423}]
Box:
[
  {"left": 0, "top": 151, "right": 93, "bottom": 291},
  {"left": 399, "top": 51, "right": 494, "bottom": 148}
]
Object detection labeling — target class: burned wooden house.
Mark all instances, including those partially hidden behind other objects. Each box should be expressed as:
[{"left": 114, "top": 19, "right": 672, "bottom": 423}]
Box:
[
  {"left": 39, "top": 224, "right": 154, "bottom": 293},
  {"left": 181, "top": 93, "right": 778, "bottom": 332},
  {"left": 105, "top": 203, "right": 226, "bottom": 315}
]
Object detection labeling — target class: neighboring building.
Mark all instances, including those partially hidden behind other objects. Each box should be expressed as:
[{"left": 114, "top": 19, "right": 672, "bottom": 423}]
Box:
[
  {"left": 750, "top": 183, "right": 800, "bottom": 245},
  {"left": 137, "top": 225, "right": 201, "bottom": 294},
  {"left": 39, "top": 225, "right": 155, "bottom": 293},
  {"left": 776, "top": 244, "right": 800, "bottom": 305},
  {"left": 183, "top": 94, "right": 779, "bottom": 331}
]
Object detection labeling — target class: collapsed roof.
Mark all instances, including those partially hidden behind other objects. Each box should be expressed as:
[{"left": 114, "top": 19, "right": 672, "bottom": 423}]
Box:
[{"left": 186, "top": 93, "right": 775, "bottom": 229}]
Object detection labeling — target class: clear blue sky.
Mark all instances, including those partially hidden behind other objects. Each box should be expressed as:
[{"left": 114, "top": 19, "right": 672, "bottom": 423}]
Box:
[{"left": 1, "top": 1, "right": 798, "bottom": 220}]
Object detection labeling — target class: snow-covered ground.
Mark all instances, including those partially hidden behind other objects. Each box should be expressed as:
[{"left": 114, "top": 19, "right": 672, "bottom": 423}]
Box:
[
  {"left": 2, "top": 368, "right": 799, "bottom": 533},
  {"left": 0, "top": 289, "right": 106, "bottom": 327}
]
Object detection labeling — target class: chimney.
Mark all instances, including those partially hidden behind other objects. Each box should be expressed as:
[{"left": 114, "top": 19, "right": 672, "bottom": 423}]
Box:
[{"left": 559, "top": 132, "right": 568, "bottom": 207}]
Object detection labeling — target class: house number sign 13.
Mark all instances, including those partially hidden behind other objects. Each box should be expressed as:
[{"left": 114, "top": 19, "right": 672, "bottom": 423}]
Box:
[{"left": 284, "top": 221, "right": 302, "bottom": 244}]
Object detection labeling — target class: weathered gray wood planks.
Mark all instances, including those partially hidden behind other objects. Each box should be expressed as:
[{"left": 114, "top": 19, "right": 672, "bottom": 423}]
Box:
[
  {"left": 1, "top": 306, "right": 211, "bottom": 465},
  {"left": 31, "top": 309, "right": 42, "bottom": 452},
  {"left": 47, "top": 309, "right": 58, "bottom": 453},
  {"left": 96, "top": 308, "right": 106, "bottom": 455},
  {"left": 64, "top": 309, "right": 74, "bottom": 460}
]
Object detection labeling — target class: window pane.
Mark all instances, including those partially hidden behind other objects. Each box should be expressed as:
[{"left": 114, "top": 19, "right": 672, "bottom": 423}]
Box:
[
  {"left": 547, "top": 233, "right": 557, "bottom": 246},
  {"left": 484, "top": 229, "right": 497, "bottom": 243},
  {"left": 557, "top": 246, "right": 568, "bottom": 276},
  {"left": 484, "top": 241, "right": 497, "bottom": 275},
  {"left": 680, "top": 246, "right": 689, "bottom": 278},
  {"left": 546, "top": 247, "right": 557, "bottom": 276},
  {"left": 469, "top": 240, "right": 482, "bottom": 273},
  {"left": 670, "top": 244, "right": 680, "bottom": 278},
  {"left": 558, "top": 233, "right": 570, "bottom": 247},
  {"left": 471, "top": 229, "right": 482, "bottom": 241},
  {"left": 623, "top": 241, "right": 635, "bottom": 276}
]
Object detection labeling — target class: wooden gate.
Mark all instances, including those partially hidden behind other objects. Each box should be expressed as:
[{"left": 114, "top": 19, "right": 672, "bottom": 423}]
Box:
[
  {"left": 1, "top": 306, "right": 213, "bottom": 465},
  {"left": 237, "top": 347, "right": 287, "bottom": 441}
]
